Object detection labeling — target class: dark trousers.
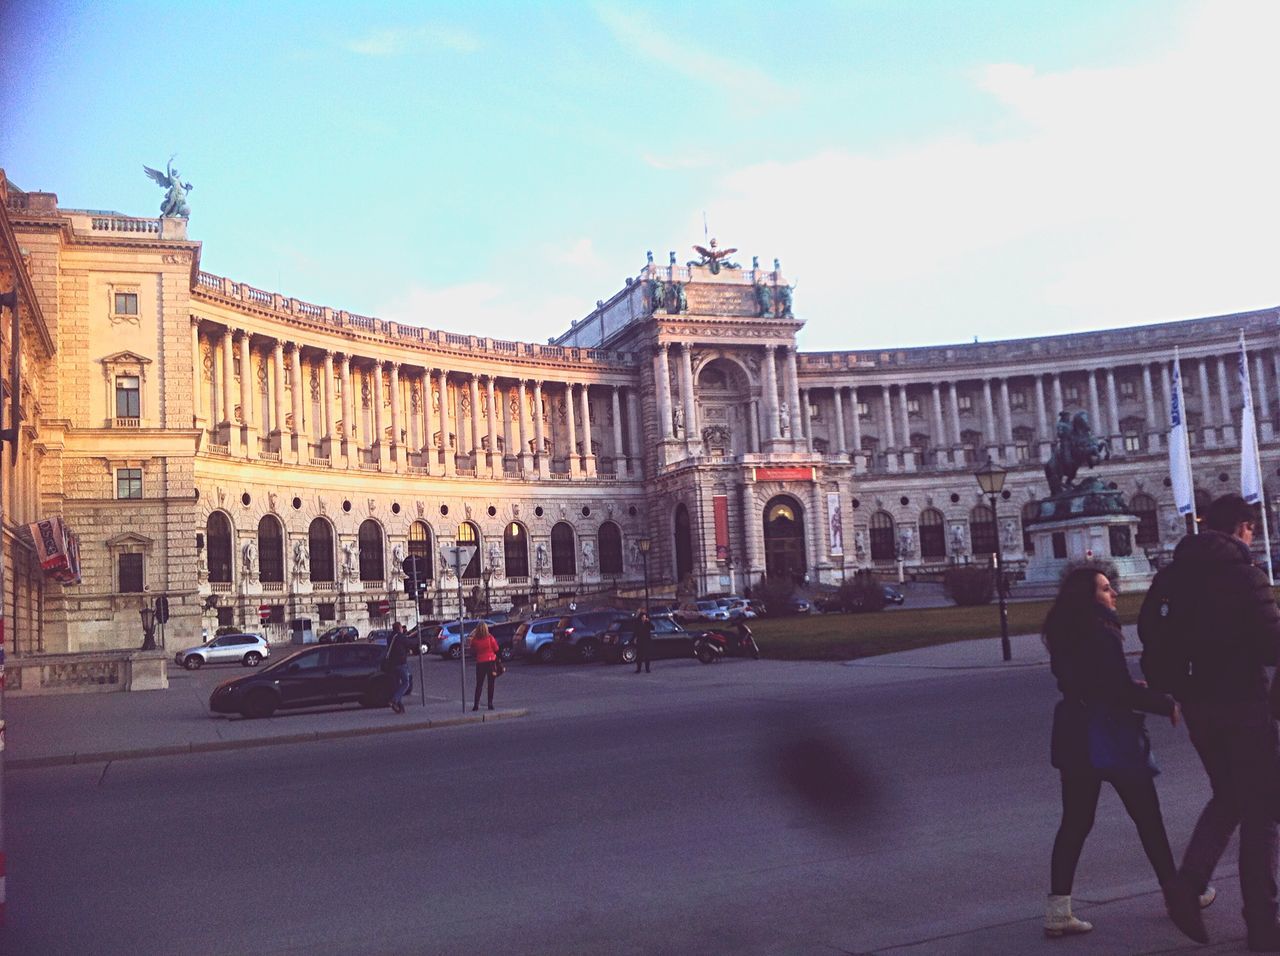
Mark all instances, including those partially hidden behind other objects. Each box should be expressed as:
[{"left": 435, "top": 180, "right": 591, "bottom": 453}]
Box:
[
  {"left": 473, "top": 662, "right": 495, "bottom": 708},
  {"left": 1180, "top": 700, "right": 1280, "bottom": 931},
  {"left": 635, "top": 640, "right": 651, "bottom": 673},
  {"left": 1050, "top": 769, "right": 1176, "bottom": 896}
]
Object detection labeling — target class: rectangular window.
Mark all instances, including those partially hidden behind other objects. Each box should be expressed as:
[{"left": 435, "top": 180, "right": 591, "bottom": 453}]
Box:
[
  {"left": 1010, "top": 391, "right": 1027, "bottom": 411},
  {"left": 1119, "top": 380, "right": 1137, "bottom": 400},
  {"left": 216, "top": 607, "right": 234, "bottom": 627},
  {"left": 958, "top": 395, "right": 973, "bottom": 413},
  {"left": 1123, "top": 434, "right": 1142, "bottom": 452},
  {"left": 113, "top": 291, "right": 139, "bottom": 315},
  {"left": 1014, "top": 444, "right": 1029, "bottom": 461},
  {"left": 1063, "top": 386, "right": 1081, "bottom": 404},
  {"left": 906, "top": 398, "right": 921, "bottom": 417},
  {"left": 1052, "top": 532, "right": 1068, "bottom": 559},
  {"left": 116, "top": 468, "right": 143, "bottom": 499},
  {"left": 808, "top": 403, "right": 820, "bottom": 421},
  {"left": 856, "top": 401, "right": 870, "bottom": 419},
  {"left": 119, "top": 553, "right": 144, "bottom": 593},
  {"left": 115, "top": 376, "right": 141, "bottom": 418},
  {"left": 318, "top": 602, "right": 336, "bottom": 622}
]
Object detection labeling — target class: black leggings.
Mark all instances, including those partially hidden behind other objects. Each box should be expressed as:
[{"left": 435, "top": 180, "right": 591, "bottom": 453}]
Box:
[
  {"left": 473, "top": 662, "right": 495, "bottom": 708},
  {"left": 1050, "top": 770, "right": 1176, "bottom": 896}
]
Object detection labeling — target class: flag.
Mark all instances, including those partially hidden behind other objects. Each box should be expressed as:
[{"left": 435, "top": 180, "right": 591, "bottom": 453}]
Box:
[
  {"left": 1168, "top": 353, "right": 1194, "bottom": 515},
  {"left": 1240, "top": 336, "right": 1262, "bottom": 504}
]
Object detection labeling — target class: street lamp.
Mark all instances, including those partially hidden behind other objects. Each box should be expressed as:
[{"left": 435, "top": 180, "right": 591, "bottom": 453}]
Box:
[
  {"left": 975, "top": 457, "right": 1011, "bottom": 662},
  {"left": 637, "top": 537, "right": 651, "bottom": 613},
  {"left": 139, "top": 602, "right": 157, "bottom": 652},
  {"left": 481, "top": 566, "right": 493, "bottom": 616}
]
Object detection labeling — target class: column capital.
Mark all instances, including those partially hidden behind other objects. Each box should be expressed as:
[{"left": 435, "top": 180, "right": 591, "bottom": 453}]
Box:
[{"left": 763, "top": 343, "right": 777, "bottom": 354}]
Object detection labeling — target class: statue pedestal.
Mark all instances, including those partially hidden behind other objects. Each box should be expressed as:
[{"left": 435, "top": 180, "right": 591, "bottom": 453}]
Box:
[{"left": 1023, "top": 480, "right": 1153, "bottom": 592}]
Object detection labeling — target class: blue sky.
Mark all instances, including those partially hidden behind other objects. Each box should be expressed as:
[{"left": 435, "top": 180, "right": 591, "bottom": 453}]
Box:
[{"left": 3, "top": 1, "right": 1276, "bottom": 350}]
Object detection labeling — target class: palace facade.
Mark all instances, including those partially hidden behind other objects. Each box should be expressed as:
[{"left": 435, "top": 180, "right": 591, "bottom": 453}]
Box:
[{"left": 3, "top": 172, "right": 1278, "bottom": 655}]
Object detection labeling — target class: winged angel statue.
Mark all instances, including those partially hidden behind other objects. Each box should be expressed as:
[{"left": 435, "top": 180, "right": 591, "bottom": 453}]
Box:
[
  {"left": 688, "top": 238, "right": 740, "bottom": 275},
  {"left": 143, "top": 157, "right": 193, "bottom": 218}
]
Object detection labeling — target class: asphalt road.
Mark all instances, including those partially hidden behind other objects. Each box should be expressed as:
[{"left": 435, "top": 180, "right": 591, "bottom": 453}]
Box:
[{"left": 4, "top": 655, "right": 1225, "bottom": 955}]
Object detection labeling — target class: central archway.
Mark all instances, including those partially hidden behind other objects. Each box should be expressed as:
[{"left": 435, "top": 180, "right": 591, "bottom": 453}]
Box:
[{"left": 763, "top": 495, "right": 806, "bottom": 580}]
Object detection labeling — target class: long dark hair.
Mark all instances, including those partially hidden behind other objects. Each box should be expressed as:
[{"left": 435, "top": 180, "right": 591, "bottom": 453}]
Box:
[{"left": 1042, "top": 567, "right": 1107, "bottom": 657}]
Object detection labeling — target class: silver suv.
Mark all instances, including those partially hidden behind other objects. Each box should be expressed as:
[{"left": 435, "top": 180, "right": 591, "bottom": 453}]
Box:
[{"left": 175, "top": 633, "right": 271, "bottom": 670}]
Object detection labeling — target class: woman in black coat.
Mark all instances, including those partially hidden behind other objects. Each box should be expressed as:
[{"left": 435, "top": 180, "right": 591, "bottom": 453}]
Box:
[{"left": 1043, "top": 568, "right": 1204, "bottom": 940}]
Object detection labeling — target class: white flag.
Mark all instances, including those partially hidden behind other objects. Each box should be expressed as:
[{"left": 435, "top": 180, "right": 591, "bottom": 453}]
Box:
[
  {"left": 1168, "top": 354, "right": 1194, "bottom": 515},
  {"left": 1240, "top": 336, "right": 1262, "bottom": 504}
]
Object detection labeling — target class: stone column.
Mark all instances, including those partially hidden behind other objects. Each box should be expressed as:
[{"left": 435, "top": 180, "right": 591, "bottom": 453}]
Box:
[
  {"left": 1052, "top": 373, "right": 1064, "bottom": 418},
  {"left": 580, "top": 382, "right": 597, "bottom": 476},
  {"left": 850, "top": 387, "right": 864, "bottom": 461},
  {"left": 1033, "top": 374, "right": 1050, "bottom": 458},
  {"left": 1105, "top": 367, "right": 1120, "bottom": 444},
  {"left": 979, "top": 378, "right": 996, "bottom": 459},
  {"left": 611, "top": 386, "right": 626, "bottom": 477},
  {"left": 439, "top": 369, "right": 456, "bottom": 476},
  {"left": 289, "top": 344, "right": 304, "bottom": 463},
  {"left": 740, "top": 483, "right": 759, "bottom": 586},
  {"left": 390, "top": 363, "right": 403, "bottom": 472},
  {"left": 272, "top": 341, "right": 286, "bottom": 450},
  {"left": 1256, "top": 353, "right": 1272, "bottom": 441},
  {"left": 786, "top": 347, "right": 803, "bottom": 442},
  {"left": 340, "top": 354, "right": 354, "bottom": 468},
  {"left": 1216, "top": 354, "right": 1235, "bottom": 444},
  {"left": 220, "top": 329, "right": 235, "bottom": 445},
  {"left": 1194, "top": 358, "right": 1212, "bottom": 445},
  {"left": 1087, "top": 370, "right": 1102, "bottom": 438},
  {"left": 500, "top": 379, "right": 513, "bottom": 476},
  {"left": 999, "top": 378, "right": 1013, "bottom": 444},
  {"left": 626, "top": 388, "right": 643, "bottom": 476},
  {"left": 1142, "top": 363, "right": 1160, "bottom": 452},
  {"left": 833, "top": 387, "right": 847, "bottom": 455},
  {"left": 517, "top": 380, "right": 531, "bottom": 473},
  {"left": 897, "top": 385, "right": 912, "bottom": 470},
  {"left": 466, "top": 375, "right": 480, "bottom": 471},
  {"left": 681, "top": 343, "right": 698, "bottom": 454},
  {"left": 881, "top": 384, "right": 897, "bottom": 472},
  {"left": 322, "top": 352, "right": 335, "bottom": 458},
  {"left": 533, "top": 380, "right": 547, "bottom": 477},
  {"left": 947, "top": 381, "right": 961, "bottom": 447},
  {"left": 565, "top": 383, "right": 579, "bottom": 477},
  {"left": 656, "top": 344, "right": 674, "bottom": 440},
  {"left": 191, "top": 321, "right": 204, "bottom": 426},
  {"left": 931, "top": 383, "right": 947, "bottom": 467},
  {"left": 749, "top": 399, "right": 761, "bottom": 452},
  {"left": 762, "top": 346, "right": 780, "bottom": 441},
  {"left": 238, "top": 331, "right": 256, "bottom": 456},
  {"left": 420, "top": 370, "right": 435, "bottom": 474},
  {"left": 1161, "top": 362, "right": 1173, "bottom": 445},
  {"left": 368, "top": 361, "right": 383, "bottom": 467},
  {"left": 486, "top": 376, "right": 499, "bottom": 477}
]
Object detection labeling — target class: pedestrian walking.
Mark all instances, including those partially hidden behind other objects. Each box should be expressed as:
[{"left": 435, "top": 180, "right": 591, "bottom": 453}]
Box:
[
  {"left": 385, "top": 624, "right": 411, "bottom": 715},
  {"left": 468, "top": 622, "right": 500, "bottom": 711},
  {"left": 1140, "top": 493, "right": 1280, "bottom": 951},
  {"left": 1042, "top": 568, "right": 1189, "bottom": 940},
  {"left": 633, "top": 610, "right": 653, "bottom": 674}
]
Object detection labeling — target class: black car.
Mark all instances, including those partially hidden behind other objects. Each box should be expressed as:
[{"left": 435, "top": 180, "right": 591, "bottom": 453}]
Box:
[
  {"left": 600, "top": 614, "right": 701, "bottom": 665},
  {"left": 209, "top": 643, "right": 393, "bottom": 718},
  {"left": 488, "top": 620, "right": 521, "bottom": 661},
  {"left": 552, "top": 609, "right": 630, "bottom": 662},
  {"left": 882, "top": 585, "right": 906, "bottom": 606},
  {"left": 317, "top": 625, "right": 360, "bottom": 644}
]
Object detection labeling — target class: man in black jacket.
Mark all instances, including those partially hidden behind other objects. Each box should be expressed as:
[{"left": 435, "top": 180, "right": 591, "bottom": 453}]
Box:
[
  {"left": 633, "top": 611, "right": 653, "bottom": 674},
  {"left": 1141, "top": 494, "right": 1280, "bottom": 951}
]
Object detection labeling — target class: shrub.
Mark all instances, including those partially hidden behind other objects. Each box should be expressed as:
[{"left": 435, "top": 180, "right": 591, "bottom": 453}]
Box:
[
  {"left": 944, "top": 565, "right": 995, "bottom": 606},
  {"left": 838, "top": 572, "right": 887, "bottom": 612},
  {"left": 756, "top": 575, "right": 797, "bottom": 617},
  {"left": 215, "top": 625, "right": 239, "bottom": 636}
]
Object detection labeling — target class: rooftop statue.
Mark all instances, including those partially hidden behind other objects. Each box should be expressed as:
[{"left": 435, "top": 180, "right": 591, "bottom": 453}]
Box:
[
  {"left": 1045, "top": 410, "right": 1111, "bottom": 497},
  {"left": 143, "top": 157, "right": 193, "bottom": 219},
  {"left": 688, "top": 238, "right": 740, "bottom": 275}
]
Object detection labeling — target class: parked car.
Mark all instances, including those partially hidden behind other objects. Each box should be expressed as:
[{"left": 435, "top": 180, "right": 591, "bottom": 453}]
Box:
[
  {"left": 209, "top": 643, "right": 394, "bottom": 718},
  {"left": 407, "top": 622, "right": 443, "bottom": 654},
  {"left": 552, "top": 609, "right": 631, "bottom": 662},
  {"left": 432, "top": 619, "right": 494, "bottom": 660},
  {"left": 366, "top": 628, "right": 394, "bottom": 647},
  {"left": 789, "top": 597, "right": 812, "bottom": 615},
  {"left": 317, "top": 625, "right": 360, "bottom": 644},
  {"left": 514, "top": 616, "right": 560, "bottom": 663},
  {"left": 720, "top": 598, "right": 756, "bottom": 619},
  {"left": 175, "top": 633, "right": 271, "bottom": 670},
  {"left": 487, "top": 620, "right": 520, "bottom": 661},
  {"left": 694, "top": 600, "right": 731, "bottom": 622},
  {"left": 882, "top": 585, "right": 906, "bottom": 606},
  {"left": 600, "top": 614, "right": 702, "bottom": 664}
]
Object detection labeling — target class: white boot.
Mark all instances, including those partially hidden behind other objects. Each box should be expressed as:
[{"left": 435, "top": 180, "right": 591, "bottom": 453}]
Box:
[{"left": 1045, "top": 894, "right": 1094, "bottom": 937}]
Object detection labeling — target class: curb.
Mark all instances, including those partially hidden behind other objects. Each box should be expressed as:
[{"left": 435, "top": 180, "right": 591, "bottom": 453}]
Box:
[{"left": 7, "top": 707, "right": 529, "bottom": 770}]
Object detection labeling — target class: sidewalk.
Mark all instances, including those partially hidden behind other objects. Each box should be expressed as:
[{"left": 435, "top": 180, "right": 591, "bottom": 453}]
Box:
[{"left": 847, "top": 624, "right": 1141, "bottom": 671}]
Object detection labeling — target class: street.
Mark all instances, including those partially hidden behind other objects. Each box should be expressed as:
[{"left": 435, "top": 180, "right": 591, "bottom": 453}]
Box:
[{"left": 2, "top": 651, "right": 1245, "bottom": 954}]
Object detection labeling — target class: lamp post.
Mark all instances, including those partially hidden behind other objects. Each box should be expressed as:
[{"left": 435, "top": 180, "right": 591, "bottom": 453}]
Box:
[
  {"left": 975, "top": 457, "right": 1011, "bottom": 662},
  {"left": 139, "top": 602, "right": 157, "bottom": 652},
  {"left": 482, "top": 566, "right": 493, "bottom": 616},
  {"left": 638, "top": 537, "right": 651, "bottom": 613}
]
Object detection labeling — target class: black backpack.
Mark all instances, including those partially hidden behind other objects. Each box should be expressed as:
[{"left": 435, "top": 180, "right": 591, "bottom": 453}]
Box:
[{"left": 1138, "top": 564, "right": 1193, "bottom": 697}]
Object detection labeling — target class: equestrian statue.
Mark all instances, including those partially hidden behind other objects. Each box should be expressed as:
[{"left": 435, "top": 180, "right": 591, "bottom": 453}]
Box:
[{"left": 1044, "top": 410, "right": 1110, "bottom": 497}]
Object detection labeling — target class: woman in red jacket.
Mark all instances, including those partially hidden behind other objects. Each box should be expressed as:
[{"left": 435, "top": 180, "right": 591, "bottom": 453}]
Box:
[{"left": 468, "top": 622, "right": 500, "bottom": 712}]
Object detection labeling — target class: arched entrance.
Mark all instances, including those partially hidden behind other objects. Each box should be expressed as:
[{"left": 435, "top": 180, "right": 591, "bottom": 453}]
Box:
[
  {"left": 763, "top": 495, "right": 806, "bottom": 580},
  {"left": 673, "top": 504, "right": 693, "bottom": 583}
]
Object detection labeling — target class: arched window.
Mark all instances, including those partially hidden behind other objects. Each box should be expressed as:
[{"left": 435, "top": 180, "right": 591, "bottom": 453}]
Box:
[
  {"left": 598, "top": 521, "right": 623, "bottom": 575},
  {"left": 359, "top": 519, "right": 384, "bottom": 582},
  {"left": 257, "top": 515, "right": 284, "bottom": 583},
  {"left": 206, "top": 512, "right": 233, "bottom": 583},
  {"left": 551, "top": 522, "right": 577, "bottom": 576},
  {"left": 970, "top": 504, "right": 996, "bottom": 555},
  {"left": 408, "top": 521, "right": 433, "bottom": 579},
  {"left": 504, "top": 522, "right": 529, "bottom": 579},
  {"left": 309, "top": 517, "right": 334, "bottom": 582},
  {"left": 1021, "top": 501, "right": 1040, "bottom": 554},
  {"left": 869, "top": 511, "right": 895, "bottom": 561},
  {"left": 457, "top": 521, "right": 480, "bottom": 580},
  {"left": 1132, "top": 493, "right": 1159, "bottom": 546},
  {"left": 919, "top": 509, "right": 946, "bottom": 559}
]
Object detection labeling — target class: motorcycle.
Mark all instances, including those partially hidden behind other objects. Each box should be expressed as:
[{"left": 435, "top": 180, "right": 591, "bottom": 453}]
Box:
[
  {"left": 693, "top": 633, "right": 724, "bottom": 664},
  {"left": 694, "top": 625, "right": 760, "bottom": 663}
]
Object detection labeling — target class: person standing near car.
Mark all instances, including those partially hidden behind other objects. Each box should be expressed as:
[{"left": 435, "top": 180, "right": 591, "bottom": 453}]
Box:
[
  {"left": 634, "top": 610, "right": 653, "bottom": 674},
  {"left": 468, "top": 622, "right": 500, "bottom": 711},
  {"left": 386, "top": 626, "right": 411, "bottom": 715}
]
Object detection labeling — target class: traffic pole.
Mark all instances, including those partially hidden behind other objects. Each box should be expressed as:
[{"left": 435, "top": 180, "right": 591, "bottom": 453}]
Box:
[{"left": 456, "top": 555, "right": 466, "bottom": 714}]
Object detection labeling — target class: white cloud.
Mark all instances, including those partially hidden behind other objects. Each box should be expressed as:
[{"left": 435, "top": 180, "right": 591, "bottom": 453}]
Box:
[
  {"left": 698, "top": 0, "right": 1280, "bottom": 349},
  {"left": 547, "top": 237, "right": 603, "bottom": 268},
  {"left": 347, "top": 24, "right": 480, "bottom": 57},
  {"left": 375, "top": 281, "right": 585, "bottom": 345},
  {"left": 643, "top": 151, "right": 715, "bottom": 171}
]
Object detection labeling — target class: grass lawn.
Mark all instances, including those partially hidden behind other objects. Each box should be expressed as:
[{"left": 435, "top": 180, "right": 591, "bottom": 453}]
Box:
[{"left": 751, "top": 592, "right": 1147, "bottom": 661}]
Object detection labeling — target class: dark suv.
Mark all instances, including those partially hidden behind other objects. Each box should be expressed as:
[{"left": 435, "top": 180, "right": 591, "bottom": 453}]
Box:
[
  {"left": 601, "top": 614, "right": 700, "bottom": 664},
  {"left": 552, "top": 609, "right": 630, "bottom": 663},
  {"left": 318, "top": 625, "right": 360, "bottom": 644}
]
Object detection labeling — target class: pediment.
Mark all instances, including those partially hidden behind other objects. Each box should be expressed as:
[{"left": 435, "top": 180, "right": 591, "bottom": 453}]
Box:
[
  {"left": 101, "top": 351, "right": 152, "bottom": 366},
  {"left": 106, "top": 531, "right": 154, "bottom": 548}
]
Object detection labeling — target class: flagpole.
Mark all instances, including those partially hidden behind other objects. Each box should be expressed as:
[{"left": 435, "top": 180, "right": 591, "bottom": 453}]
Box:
[
  {"left": 1239, "top": 332, "right": 1274, "bottom": 584},
  {"left": 1171, "top": 347, "right": 1199, "bottom": 533}
]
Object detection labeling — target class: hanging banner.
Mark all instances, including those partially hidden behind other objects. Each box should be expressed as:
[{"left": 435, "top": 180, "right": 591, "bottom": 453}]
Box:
[
  {"left": 713, "top": 495, "right": 729, "bottom": 562},
  {"left": 27, "top": 517, "right": 82, "bottom": 585},
  {"left": 753, "top": 466, "right": 814, "bottom": 482},
  {"left": 827, "top": 492, "right": 844, "bottom": 556}
]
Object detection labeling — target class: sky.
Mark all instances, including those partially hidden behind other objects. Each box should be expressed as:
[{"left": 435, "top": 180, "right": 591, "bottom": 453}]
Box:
[{"left": 2, "top": 0, "right": 1278, "bottom": 351}]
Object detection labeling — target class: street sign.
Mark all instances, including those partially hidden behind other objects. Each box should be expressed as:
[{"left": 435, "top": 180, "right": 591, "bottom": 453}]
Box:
[
  {"left": 258, "top": 604, "right": 272, "bottom": 624},
  {"left": 442, "top": 544, "right": 477, "bottom": 575},
  {"left": 375, "top": 599, "right": 391, "bottom": 617},
  {"left": 402, "top": 555, "right": 428, "bottom": 582}
]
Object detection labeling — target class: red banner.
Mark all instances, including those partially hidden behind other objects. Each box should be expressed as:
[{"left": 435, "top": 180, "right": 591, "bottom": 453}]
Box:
[
  {"left": 713, "top": 495, "right": 729, "bottom": 562},
  {"left": 753, "top": 466, "right": 814, "bottom": 482}
]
